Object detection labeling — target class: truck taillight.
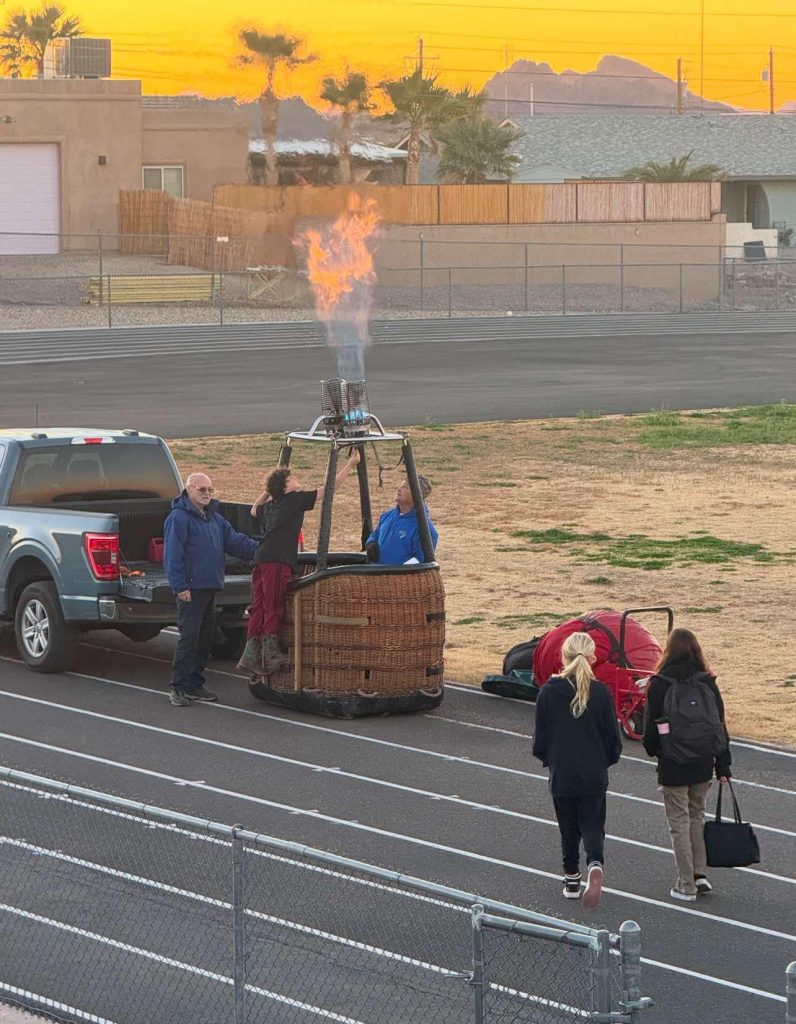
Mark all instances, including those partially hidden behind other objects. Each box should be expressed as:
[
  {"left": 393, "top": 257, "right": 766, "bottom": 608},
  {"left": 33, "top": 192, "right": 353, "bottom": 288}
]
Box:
[{"left": 84, "top": 533, "right": 120, "bottom": 580}]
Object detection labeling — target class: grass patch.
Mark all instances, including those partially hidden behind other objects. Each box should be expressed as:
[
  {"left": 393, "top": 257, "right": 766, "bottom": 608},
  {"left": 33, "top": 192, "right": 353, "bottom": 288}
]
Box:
[
  {"left": 585, "top": 575, "right": 613, "bottom": 585},
  {"left": 453, "top": 616, "right": 486, "bottom": 625},
  {"left": 494, "top": 611, "right": 581, "bottom": 629},
  {"left": 683, "top": 606, "right": 724, "bottom": 614},
  {"left": 510, "top": 528, "right": 782, "bottom": 570},
  {"left": 635, "top": 402, "right": 796, "bottom": 449},
  {"left": 475, "top": 481, "right": 519, "bottom": 488}
]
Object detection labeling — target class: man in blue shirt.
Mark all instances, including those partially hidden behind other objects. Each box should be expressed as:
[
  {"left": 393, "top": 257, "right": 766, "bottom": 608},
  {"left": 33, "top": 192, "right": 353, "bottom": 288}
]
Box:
[{"left": 365, "top": 475, "right": 439, "bottom": 565}]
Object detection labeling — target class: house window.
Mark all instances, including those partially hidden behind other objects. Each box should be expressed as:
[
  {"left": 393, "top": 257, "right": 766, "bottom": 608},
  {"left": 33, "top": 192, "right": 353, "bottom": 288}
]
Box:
[{"left": 142, "top": 165, "right": 184, "bottom": 198}]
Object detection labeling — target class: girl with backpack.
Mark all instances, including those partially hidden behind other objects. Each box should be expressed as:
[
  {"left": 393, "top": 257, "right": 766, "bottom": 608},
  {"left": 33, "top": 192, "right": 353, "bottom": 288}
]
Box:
[
  {"left": 642, "top": 628, "right": 731, "bottom": 902},
  {"left": 533, "top": 632, "right": 622, "bottom": 909}
]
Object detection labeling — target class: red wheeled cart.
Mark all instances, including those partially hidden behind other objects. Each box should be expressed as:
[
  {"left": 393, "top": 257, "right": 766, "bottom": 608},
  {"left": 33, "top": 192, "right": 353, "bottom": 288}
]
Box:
[{"left": 532, "top": 606, "right": 674, "bottom": 740}]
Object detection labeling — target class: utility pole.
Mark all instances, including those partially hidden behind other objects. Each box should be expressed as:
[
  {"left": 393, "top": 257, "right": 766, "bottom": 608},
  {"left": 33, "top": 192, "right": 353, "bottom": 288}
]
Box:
[
  {"left": 769, "top": 46, "right": 775, "bottom": 114},
  {"left": 676, "top": 57, "right": 685, "bottom": 114},
  {"left": 699, "top": 0, "right": 705, "bottom": 110},
  {"left": 504, "top": 45, "right": 510, "bottom": 120},
  {"left": 418, "top": 37, "right": 424, "bottom": 76}
]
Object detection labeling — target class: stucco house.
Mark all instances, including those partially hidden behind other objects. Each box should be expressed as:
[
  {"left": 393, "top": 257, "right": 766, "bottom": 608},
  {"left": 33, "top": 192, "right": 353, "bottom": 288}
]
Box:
[
  {"left": 0, "top": 79, "right": 249, "bottom": 254},
  {"left": 509, "top": 113, "right": 796, "bottom": 232}
]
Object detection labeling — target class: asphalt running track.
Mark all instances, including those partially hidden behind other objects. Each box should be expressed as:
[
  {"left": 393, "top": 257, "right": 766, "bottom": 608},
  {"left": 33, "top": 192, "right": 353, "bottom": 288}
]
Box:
[
  {"left": 1, "top": 328, "right": 795, "bottom": 436},
  {"left": 0, "top": 627, "right": 793, "bottom": 1023}
]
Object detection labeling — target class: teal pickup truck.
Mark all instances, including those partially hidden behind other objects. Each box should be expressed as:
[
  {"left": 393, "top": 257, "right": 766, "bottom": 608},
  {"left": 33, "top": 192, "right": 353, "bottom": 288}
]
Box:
[{"left": 0, "top": 429, "right": 257, "bottom": 672}]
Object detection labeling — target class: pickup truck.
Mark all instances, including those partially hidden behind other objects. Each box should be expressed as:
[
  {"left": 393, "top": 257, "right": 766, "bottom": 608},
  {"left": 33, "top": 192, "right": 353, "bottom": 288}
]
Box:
[{"left": 0, "top": 428, "right": 257, "bottom": 672}]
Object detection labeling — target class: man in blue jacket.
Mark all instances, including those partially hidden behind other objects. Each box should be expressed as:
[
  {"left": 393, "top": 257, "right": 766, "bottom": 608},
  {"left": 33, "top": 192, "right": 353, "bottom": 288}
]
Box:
[
  {"left": 365, "top": 475, "right": 439, "bottom": 565},
  {"left": 164, "top": 472, "right": 257, "bottom": 706}
]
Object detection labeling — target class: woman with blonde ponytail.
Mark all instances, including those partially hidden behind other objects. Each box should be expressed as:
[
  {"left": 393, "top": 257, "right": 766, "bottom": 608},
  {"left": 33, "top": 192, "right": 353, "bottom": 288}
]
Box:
[{"left": 533, "top": 631, "right": 622, "bottom": 909}]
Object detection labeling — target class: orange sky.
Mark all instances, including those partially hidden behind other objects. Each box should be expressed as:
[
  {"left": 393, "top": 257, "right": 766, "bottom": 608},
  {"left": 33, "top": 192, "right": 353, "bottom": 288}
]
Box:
[{"left": 76, "top": 0, "right": 796, "bottom": 111}]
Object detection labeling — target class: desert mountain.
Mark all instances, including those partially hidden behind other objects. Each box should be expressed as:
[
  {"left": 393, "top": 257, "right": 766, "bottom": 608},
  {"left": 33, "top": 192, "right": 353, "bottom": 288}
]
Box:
[{"left": 484, "top": 55, "right": 734, "bottom": 118}]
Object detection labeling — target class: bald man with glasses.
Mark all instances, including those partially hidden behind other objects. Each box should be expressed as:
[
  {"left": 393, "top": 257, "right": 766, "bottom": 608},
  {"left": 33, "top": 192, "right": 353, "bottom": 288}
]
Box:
[{"left": 164, "top": 472, "right": 257, "bottom": 706}]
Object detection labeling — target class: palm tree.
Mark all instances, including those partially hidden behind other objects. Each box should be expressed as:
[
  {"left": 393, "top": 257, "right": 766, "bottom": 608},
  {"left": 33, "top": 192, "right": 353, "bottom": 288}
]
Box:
[
  {"left": 379, "top": 68, "right": 453, "bottom": 185},
  {"left": 622, "top": 151, "right": 726, "bottom": 182},
  {"left": 237, "top": 30, "right": 315, "bottom": 187},
  {"left": 436, "top": 117, "right": 523, "bottom": 184},
  {"left": 320, "top": 70, "right": 373, "bottom": 185},
  {"left": 0, "top": 5, "right": 81, "bottom": 77}
]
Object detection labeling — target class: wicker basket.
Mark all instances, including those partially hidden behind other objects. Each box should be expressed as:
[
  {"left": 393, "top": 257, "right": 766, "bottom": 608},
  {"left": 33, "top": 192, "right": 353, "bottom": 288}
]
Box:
[{"left": 248, "top": 563, "right": 445, "bottom": 717}]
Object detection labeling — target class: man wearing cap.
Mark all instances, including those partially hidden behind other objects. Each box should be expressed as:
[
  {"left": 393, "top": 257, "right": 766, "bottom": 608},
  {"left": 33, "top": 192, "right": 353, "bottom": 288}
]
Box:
[{"left": 365, "top": 475, "right": 439, "bottom": 565}]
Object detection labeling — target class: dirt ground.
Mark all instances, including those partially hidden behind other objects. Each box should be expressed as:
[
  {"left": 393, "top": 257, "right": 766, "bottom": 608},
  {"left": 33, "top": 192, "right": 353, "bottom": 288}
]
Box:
[{"left": 169, "top": 406, "right": 796, "bottom": 747}]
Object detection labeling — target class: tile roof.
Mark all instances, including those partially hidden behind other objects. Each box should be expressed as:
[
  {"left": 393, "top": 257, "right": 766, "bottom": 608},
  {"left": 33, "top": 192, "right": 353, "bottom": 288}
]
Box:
[
  {"left": 511, "top": 114, "right": 796, "bottom": 180},
  {"left": 250, "top": 138, "right": 406, "bottom": 162}
]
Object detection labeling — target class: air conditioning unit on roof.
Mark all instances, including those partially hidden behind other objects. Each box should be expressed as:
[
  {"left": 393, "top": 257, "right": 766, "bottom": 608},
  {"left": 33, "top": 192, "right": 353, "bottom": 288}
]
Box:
[{"left": 43, "top": 38, "right": 112, "bottom": 79}]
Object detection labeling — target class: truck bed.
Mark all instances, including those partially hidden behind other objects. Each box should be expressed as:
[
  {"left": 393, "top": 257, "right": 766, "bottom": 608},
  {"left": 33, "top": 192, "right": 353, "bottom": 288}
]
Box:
[{"left": 119, "top": 561, "right": 253, "bottom": 604}]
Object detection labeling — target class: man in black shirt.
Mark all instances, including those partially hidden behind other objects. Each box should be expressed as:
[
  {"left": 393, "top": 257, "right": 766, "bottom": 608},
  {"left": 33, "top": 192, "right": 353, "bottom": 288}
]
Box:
[{"left": 238, "top": 450, "right": 359, "bottom": 675}]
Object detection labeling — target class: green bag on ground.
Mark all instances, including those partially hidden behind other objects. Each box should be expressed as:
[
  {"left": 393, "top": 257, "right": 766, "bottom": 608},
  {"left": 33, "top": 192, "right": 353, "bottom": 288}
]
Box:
[{"left": 481, "top": 669, "right": 540, "bottom": 701}]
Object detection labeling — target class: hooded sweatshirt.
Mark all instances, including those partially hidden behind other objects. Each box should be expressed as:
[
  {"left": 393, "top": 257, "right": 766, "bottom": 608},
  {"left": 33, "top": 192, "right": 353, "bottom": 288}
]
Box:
[
  {"left": 164, "top": 492, "right": 257, "bottom": 594},
  {"left": 642, "top": 657, "right": 732, "bottom": 786},
  {"left": 532, "top": 676, "right": 622, "bottom": 797},
  {"left": 366, "top": 504, "right": 439, "bottom": 565}
]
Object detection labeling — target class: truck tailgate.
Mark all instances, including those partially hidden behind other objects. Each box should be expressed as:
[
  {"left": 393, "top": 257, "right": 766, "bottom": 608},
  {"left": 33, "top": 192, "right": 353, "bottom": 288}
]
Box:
[{"left": 119, "top": 563, "right": 252, "bottom": 604}]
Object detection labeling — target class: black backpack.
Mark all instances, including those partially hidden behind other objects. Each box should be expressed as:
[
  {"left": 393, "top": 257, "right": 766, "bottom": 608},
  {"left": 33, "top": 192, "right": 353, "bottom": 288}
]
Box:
[{"left": 660, "top": 673, "right": 726, "bottom": 764}]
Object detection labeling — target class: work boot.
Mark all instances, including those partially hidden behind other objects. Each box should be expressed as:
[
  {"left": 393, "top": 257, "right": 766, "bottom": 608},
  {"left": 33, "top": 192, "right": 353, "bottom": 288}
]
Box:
[
  {"left": 262, "top": 634, "right": 289, "bottom": 674},
  {"left": 237, "top": 636, "right": 262, "bottom": 674}
]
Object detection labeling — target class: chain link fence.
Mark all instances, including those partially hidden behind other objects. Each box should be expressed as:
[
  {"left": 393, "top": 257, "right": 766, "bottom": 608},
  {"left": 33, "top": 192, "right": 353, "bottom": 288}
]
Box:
[
  {"left": 1, "top": 231, "right": 795, "bottom": 332},
  {"left": 0, "top": 766, "right": 654, "bottom": 1024}
]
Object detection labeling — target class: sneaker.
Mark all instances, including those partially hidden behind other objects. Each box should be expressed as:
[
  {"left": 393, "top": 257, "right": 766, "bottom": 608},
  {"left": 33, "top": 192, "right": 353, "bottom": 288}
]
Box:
[
  {"left": 562, "top": 873, "right": 582, "bottom": 899},
  {"left": 169, "top": 689, "right": 191, "bottom": 707},
  {"left": 669, "top": 884, "right": 698, "bottom": 902},
  {"left": 694, "top": 876, "right": 713, "bottom": 895},
  {"left": 186, "top": 687, "right": 218, "bottom": 703},
  {"left": 582, "top": 863, "right": 604, "bottom": 910}
]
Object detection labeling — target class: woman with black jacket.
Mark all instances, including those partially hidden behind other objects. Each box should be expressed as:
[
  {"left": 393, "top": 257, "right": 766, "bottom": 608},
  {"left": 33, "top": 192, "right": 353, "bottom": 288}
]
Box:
[
  {"left": 533, "top": 631, "right": 622, "bottom": 909},
  {"left": 643, "top": 628, "right": 732, "bottom": 902}
]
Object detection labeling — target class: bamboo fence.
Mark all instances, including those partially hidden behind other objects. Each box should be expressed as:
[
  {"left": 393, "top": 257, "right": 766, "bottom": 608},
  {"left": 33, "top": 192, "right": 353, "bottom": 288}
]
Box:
[{"left": 213, "top": 181, "right": 721, "bottom": 226}]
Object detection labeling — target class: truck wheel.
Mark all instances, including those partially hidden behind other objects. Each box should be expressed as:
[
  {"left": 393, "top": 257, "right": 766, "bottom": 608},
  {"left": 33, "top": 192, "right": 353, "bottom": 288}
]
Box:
[
  {"left": 15, "top": 581, "right": 78, "bottom": 673},
  {"left": 211, "top": 625, "right": 247, "bottom": 661}
]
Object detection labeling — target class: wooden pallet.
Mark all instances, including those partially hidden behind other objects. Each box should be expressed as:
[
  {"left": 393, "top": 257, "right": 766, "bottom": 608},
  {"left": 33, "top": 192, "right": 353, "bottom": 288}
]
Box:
[{"left": 87, "top": 274, "right": 217, "bottom": 304}]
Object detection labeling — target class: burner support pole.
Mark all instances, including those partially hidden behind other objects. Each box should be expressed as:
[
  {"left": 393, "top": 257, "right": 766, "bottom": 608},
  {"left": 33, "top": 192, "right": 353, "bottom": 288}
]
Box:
[
  {"left": 356, "top": 444, "right": 373, "bottom": 549},
  {"left": 402, "top": 441, "right": 435, "bottom": 563},
  {"left": 316, "top": 445, "right": 339, "bottom": 571}
]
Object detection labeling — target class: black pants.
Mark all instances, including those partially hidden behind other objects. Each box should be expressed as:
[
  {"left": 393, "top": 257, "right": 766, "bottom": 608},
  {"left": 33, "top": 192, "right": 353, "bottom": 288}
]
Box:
[
  {"left": 171, "top": 589, "right": 216, "bottom": 694},
  {"left": 552, "top": 792, "right": 607, "bottom": 875}
]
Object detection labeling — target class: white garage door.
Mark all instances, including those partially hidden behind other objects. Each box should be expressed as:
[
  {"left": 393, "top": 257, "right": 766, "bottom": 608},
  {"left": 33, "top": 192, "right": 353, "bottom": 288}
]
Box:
[{"left": 0, "top": 143, "right": 60, "bottom": 255}]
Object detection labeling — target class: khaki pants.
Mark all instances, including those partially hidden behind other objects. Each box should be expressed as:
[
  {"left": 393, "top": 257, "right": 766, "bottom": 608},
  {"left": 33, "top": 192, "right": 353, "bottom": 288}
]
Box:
[{"left": 661, "top": 781, "right": 711, "bottom": 894}]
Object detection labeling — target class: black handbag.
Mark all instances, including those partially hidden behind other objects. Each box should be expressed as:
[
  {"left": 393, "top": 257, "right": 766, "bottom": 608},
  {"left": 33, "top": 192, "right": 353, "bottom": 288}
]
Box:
[{"left": 703, "top": 781, "right": 761, "bottom": 868}]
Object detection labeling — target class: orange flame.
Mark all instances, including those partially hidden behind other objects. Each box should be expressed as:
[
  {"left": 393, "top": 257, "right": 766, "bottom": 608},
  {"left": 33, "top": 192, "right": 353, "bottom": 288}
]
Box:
[{"left": 300, "top": 195, "right": 381, "bottom": 338}]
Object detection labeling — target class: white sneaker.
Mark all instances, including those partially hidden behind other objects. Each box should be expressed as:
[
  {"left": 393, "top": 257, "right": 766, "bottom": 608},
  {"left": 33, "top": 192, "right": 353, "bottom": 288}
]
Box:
[
  {"left": 694, "top": 876, "right": 713, "bottom": 895},
  {"left": 582, "top": 863, "right": 604, "bottom": 910},
  {"left": 670, "top": 885, "right": 698, "bottom": 902},
  {"left": 562, "top": 873, "right": 582, "bottom": 899}
]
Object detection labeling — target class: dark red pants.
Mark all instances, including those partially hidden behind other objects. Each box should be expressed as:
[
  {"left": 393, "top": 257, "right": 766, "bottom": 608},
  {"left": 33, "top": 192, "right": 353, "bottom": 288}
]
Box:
[{"left": 247, "top": 562, "right": 293, "bottom": 637}]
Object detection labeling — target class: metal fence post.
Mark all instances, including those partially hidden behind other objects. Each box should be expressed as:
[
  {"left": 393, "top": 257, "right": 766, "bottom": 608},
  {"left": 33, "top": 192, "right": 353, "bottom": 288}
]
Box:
[
  {"left": 232, "top": 826, "right": 246, "bottom": 1024},
  {"left": 470, "top": 904, "right": 486, "bottom": 1024},
  {"left": 97, "top": 232, "right": 104, "bottom": 304},
  {"left": 775, "top": 260, "right": 781, "bottom": 311},
  {"left": 419, "top": 233, "right": 425, "bottom": 311},
  {"left": 107, "top": 274, "right": 112, "bottom": 328},
  {"left": 786, "top": 961, "right": 796, "bottom": 1024},
  {"left": 591, "top": 929, "right": 611, "bottom": 1018},
  {"left": 678, "top": 263, "right": 684, "bottom": 313},
  {"left": 524, "top": 242, "right": 529, "bottom": 311},
  {"left": 448, "top": 267, "right": 452, "bottom": 318},
  {"left": 619, "top": 921, "right": 643, "bottom": 1022},
  {"left": 219, "top": 270, "right": 225, "bottom": 326},
  {"left": 561, "top": 264, "right": 566, "bottom": 315}
]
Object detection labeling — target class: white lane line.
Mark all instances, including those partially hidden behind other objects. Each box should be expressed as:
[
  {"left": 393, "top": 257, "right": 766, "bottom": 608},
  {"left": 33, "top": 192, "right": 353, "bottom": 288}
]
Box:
[
  {"left": 0, "top": 689, "right": 792, "bottom": 887},
  {"left": 56, "top": 668, "right": 796, "bottom": 839},
  {"left": 0, "top": 778, "right": 468, "bottom": 914},
  {"left": 0, "top": 983, "right": 119, "bottom": 1024},
  {"left": 0, "top": 903, "right": 367, "bottom": 1024},
  {"left": 0, "top": 802, "right": 786, "bottom": 1008},
  {"left": 635, "top": 959, "right": 785, "bottom": 1004},
  {"left": 444, "top": 683, "right": 796, "bottom": 759},
  {"left": 2, "top": 658, "right": 792, "bottom": 840},
  {"left": 0, "top": 730, "right": 794, "bottom": 947},
  {"left": 424, "top": 715, "right": 796, "bottom": 798},
  {"left": 1, "top": 836, "right": 580, "bottom": 1017}
]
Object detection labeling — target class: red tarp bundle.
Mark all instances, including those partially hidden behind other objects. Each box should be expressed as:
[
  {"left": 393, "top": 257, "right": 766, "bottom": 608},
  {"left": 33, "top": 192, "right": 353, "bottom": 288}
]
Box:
[{"left": 532, "top": 609, "right": 663, "bottom": 696}]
